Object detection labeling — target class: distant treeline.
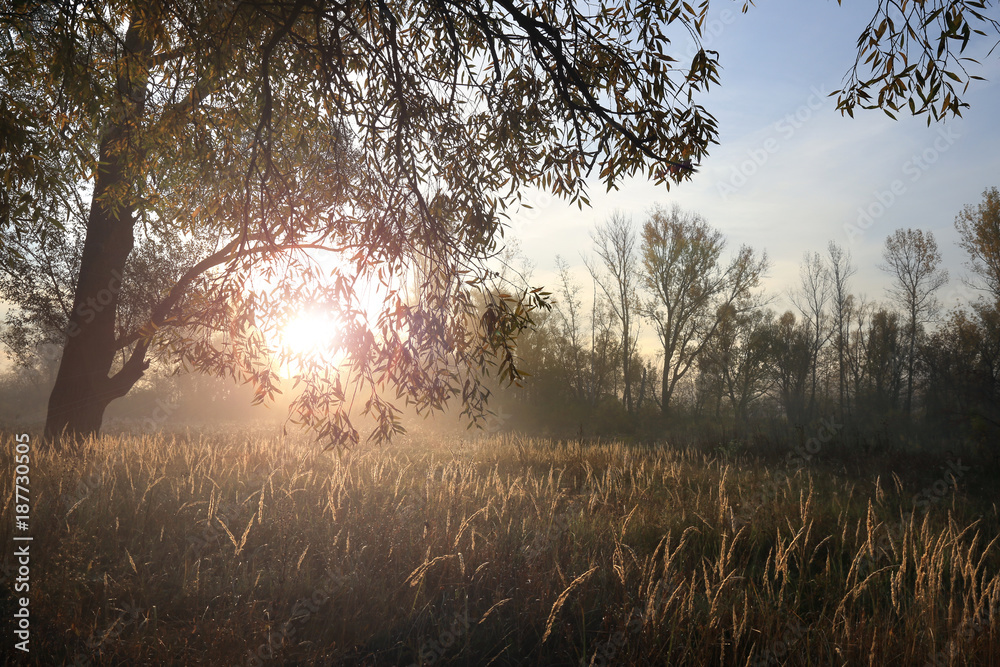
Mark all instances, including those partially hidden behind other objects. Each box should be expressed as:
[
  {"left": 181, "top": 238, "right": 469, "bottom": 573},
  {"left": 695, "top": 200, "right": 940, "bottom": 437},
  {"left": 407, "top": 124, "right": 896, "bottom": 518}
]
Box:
[{"left": 487, "top": 189, "right": 1000, "bottom": 453}]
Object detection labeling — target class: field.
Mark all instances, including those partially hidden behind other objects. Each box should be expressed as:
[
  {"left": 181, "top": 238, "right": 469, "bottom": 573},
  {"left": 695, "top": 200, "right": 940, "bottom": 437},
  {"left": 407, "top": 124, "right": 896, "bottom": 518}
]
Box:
[{"left": 2, "top": 428, "right": 999, "bottom": 666}]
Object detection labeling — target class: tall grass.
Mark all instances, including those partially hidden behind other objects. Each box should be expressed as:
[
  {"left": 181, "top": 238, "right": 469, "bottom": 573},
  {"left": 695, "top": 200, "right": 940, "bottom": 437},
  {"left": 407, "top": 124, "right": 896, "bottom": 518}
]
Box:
[{"left": 1, "top": 430, "right": 997, "bottom": 665}]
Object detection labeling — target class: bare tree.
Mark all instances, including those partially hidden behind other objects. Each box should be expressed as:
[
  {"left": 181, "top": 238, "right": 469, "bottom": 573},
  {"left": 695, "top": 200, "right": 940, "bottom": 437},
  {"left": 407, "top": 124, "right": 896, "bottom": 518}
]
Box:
[
  {"left": 879, "top": 228, "right": 948, "bottom": 416},
  {"left": 828, "top": 242, "right": 856, "bottom": 422},
  {"left": 585, "top": 213, "right": 641, "bottom": 414},
  {"left": 845, "top": 294, "right": 872, "bottom": 412},
  {"left": 791, "top": 251, "right": 832, "bottom": 418},
  {"left": 587, "top": 281, "right": 619, "bottom": 409},
  {"left": 640, "top": 204, "right": 768, "bottom": 418},
  {"left": 553, "top": 255, "right": 585, "bottom": 402}
]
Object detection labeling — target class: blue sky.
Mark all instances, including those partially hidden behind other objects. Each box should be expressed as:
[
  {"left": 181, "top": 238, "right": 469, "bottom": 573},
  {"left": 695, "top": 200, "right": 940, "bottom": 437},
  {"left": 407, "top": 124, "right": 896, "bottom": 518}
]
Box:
[{"left": 507, "top": 0, "right": 1000, "bottom": 327}]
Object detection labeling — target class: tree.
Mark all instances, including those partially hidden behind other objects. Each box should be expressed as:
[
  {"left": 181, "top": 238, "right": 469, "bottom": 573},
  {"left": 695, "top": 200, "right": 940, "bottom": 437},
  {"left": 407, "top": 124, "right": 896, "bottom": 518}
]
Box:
[
  {"left": 922, "top": 304, "right": 1000, "bottom": 437},
  {"left": 1, "top": 0, "right": 720, "bottom": 443},
  {"left": 791, "top": 251, "right": 832, "bottom": 418},
  {"left": 1, "top": 0, "right": 994, "bottom": 443},
  {"left": 1, "top": 209, "right": 210, "bottom": 370},
  {"left": 955, "top": 186, "right": 1000, "bottom": 304},
  {"left": 552, "top": 256, "right": 586, "bottom": 403},
  {"left": 771, "top": 311, "right": 813, "bottom": 424},
  {"left": 827, "top": 242, "right": 856, "bottom": 422},
  {"left": 860, "top": 307, "right": 906, "bottom": 417},
  {"left": 879, "top": 228, "right": 948, "bottom": 416},
  {"left": 702, "top": 301, "right": 775, "bottom": 426},
  {"left": 835, "top": 0, "right": 1000, "bottom": 122},
  {"left": 844, "top": 295, "right": 872, "bottom": 415},
  {"left": 587, "top": 287, "right": 620, "bottom": 410},
  {"left": 585, "top": 213, "right": 641, "bottom": 414},
  {"left": 639, "top": 204, "right": 767, "bottom": 417}
]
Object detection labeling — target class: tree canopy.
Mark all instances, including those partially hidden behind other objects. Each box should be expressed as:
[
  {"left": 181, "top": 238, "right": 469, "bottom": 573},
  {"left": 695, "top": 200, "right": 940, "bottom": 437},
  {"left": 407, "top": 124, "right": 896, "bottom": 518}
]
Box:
[{"left": 0, "top": 0, "right": 997, "bottom": 445}]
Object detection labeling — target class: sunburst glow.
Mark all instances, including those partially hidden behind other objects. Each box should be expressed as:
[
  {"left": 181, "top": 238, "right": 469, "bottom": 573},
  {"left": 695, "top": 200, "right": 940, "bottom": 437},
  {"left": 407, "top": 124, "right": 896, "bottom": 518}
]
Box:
[{"left": 277, "top": 311, "right": 342, "bottom": 374}]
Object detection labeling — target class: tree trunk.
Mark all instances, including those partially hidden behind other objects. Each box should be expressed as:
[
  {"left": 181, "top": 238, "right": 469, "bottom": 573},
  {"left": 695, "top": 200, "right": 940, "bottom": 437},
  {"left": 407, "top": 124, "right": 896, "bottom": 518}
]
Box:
[
  {"left": 620, "top": 305, "right": 633, "bottom": 415},
  {"left": 45, "top": 139, "right": 149, "bottom": 440},
  {"left": 622, "top": 336, "right": 632, "bottom": 414},
  {"left": 905, "top": 309, "right": 916, "bottom": 417},
  {"left": 660, "top": 354, "right": 671, "bottom": 418},
  {"left": 45, "top": 16, "right": 153, "bottom": 442},
  {"left": 636, "top": 364, "right": 647, "bottom": 412}
]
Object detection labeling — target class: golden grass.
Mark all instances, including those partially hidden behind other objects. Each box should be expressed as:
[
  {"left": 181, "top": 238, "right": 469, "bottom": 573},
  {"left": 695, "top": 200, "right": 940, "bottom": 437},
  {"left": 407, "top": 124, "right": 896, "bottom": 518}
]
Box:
[{"left": 1, "top": 430, "right": 997, "bottom": 665}]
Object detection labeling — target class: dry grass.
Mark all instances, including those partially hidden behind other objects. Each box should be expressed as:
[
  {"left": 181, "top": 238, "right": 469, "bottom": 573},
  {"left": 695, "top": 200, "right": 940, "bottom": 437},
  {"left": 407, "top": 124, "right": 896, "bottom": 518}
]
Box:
[{"left": 1, "top": 429, "right": 998, "bottom": 666}]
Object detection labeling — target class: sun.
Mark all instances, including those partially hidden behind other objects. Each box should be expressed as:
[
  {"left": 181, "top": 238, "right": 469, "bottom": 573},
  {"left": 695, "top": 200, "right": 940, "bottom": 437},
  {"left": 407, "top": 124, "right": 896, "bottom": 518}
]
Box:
[{"left": 277, "top": 311, "right": 342, "bottom": 374}]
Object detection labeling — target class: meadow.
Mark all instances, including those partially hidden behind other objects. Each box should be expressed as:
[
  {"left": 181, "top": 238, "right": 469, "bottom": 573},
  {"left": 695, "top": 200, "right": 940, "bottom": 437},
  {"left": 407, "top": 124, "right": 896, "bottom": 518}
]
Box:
[{"left": 1, "top": 428, "right": 998, "bottom": 666}]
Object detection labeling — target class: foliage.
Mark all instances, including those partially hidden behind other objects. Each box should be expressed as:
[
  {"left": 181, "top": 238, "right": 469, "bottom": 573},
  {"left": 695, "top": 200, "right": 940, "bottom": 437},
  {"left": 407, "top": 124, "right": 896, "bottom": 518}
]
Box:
[
  {"left": 923, "top": 303, "right": 1000, "bottom": 436},
  {"left": 880, "top": 228, "right": 948, "bottom": 321},
  {"left": 0, "top": 214, "right": 211, "bottom": 366},
  {"left": 769, "top": 310, "right": 813, "bottom": 424},
  {"left": 700, "top": 301, "right": 776, "bottom": 425},
  {"left": 486, "top": 191, "right": 1000, "bottom": 447},
  {"left": 1, "top": 0, "right": 998, "bottom": 443},
  {"left": 1, "top": 0, "right": 722, "bottom": 443},
  {"left": 640, "top": 204, "right": 767, "bottom": 416},
  {"left": 834, "top": 0, "right": 1000, "bottom": 121},
  {"left": 879, "top": 228, "right": 948, "bottom": 414},
  {"left": 956, "top": 186, "right": 1000, "bottom": 303}
]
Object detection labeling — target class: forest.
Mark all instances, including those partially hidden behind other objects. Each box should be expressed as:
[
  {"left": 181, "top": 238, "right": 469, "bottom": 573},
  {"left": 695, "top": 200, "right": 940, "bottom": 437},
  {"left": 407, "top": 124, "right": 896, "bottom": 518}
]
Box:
[{"left": 480, "top": 192, "right": 1000, "bottom": 459}]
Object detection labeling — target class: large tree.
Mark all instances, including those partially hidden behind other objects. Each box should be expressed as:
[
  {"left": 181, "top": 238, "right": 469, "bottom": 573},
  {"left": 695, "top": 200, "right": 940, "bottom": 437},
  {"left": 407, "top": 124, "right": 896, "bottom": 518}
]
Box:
[
  {"left": 1, "top": 0, "right": 717, "bottom": 443},
  {"left": 639, "top": 204, "right": 767, "bottom": 417},
  {"left": 879, "top": 228, "right": 948, "bottom": 416},
  {"left": 1, "top": 0, "right": 995, "bottom": 443}
]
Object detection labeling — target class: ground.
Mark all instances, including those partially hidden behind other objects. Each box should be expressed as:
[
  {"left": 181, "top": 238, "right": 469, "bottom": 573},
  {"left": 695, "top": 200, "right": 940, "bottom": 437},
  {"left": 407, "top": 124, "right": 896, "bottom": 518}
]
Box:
[{"left": 1, "top": 428, "right": 998, "bottom": 665}]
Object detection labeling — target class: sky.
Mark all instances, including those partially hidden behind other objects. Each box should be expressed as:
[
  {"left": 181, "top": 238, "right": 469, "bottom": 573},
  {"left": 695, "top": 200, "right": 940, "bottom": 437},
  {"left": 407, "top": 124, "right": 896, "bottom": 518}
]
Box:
[{"left": 505, "top": 0, "right": 1000, "bottom": 344}]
